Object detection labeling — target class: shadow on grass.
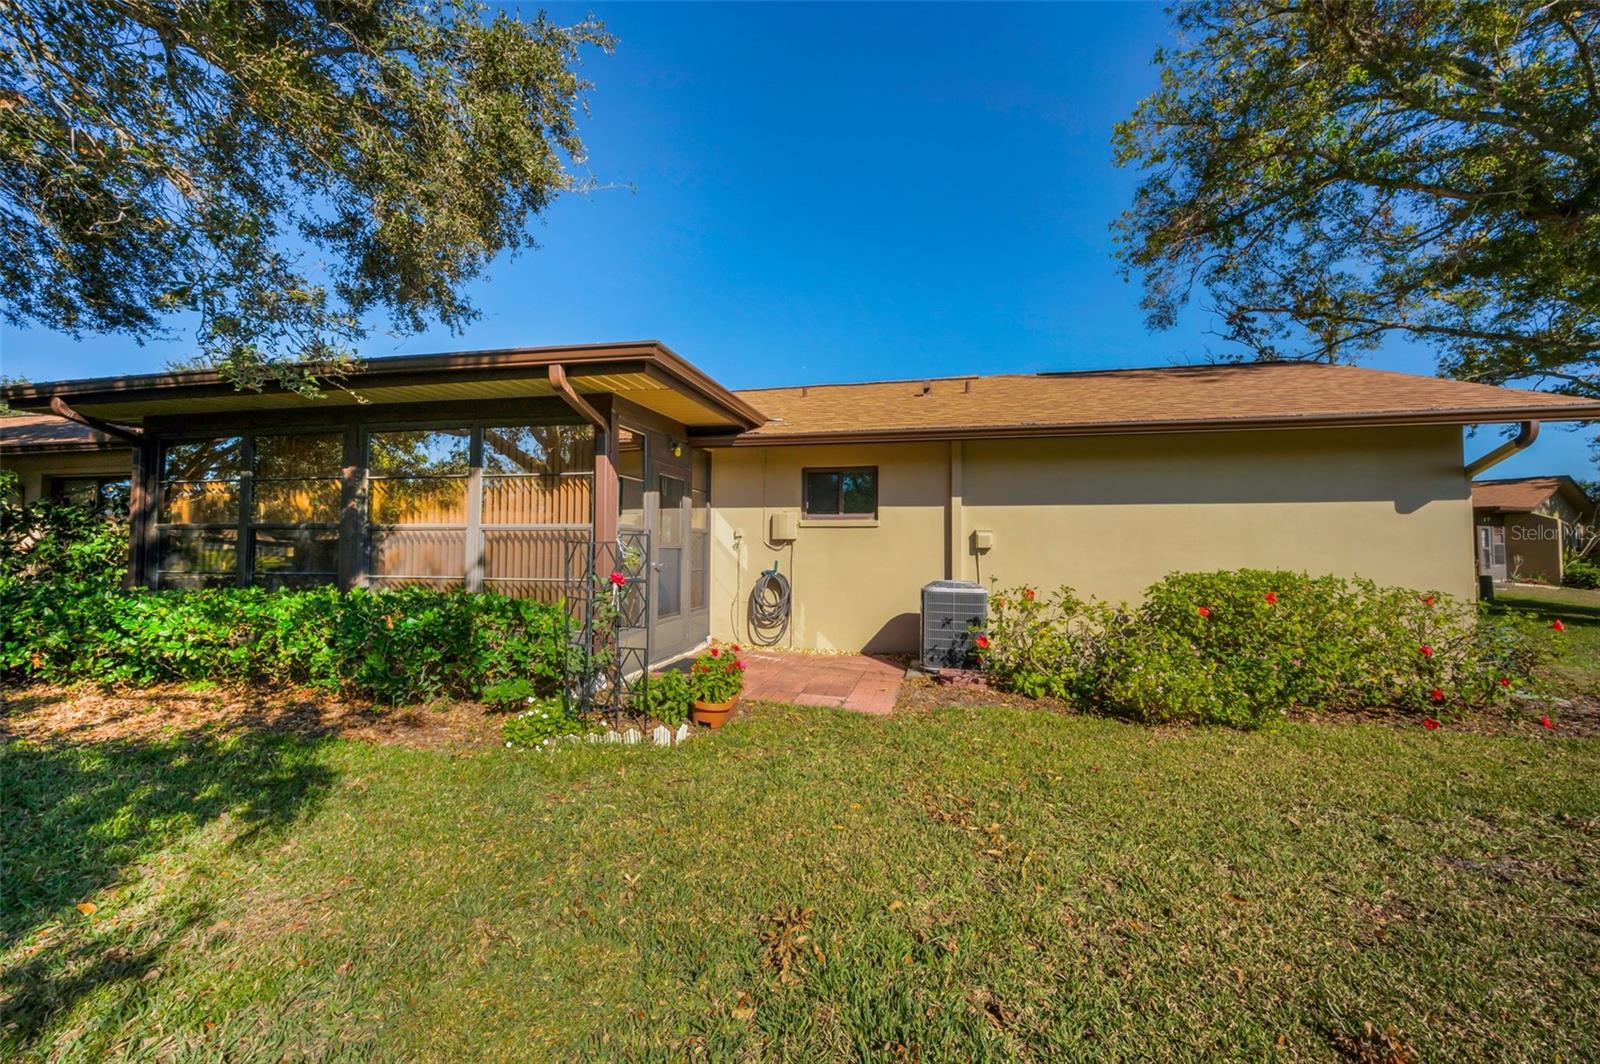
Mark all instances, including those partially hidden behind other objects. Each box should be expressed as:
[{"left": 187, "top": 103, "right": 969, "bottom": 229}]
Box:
[{"left": 0, "top": 727, "right": 337, "bottom": 1047}]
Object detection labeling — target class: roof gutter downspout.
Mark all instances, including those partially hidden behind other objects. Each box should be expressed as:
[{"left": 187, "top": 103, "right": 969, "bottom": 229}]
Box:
[
  {"left": 48, "top": 396, "right": 143, "bottom": 445},
  {"left": 1465, "top": 420, "right": 1540, "bottom": 478},
  {"left": 546, "top": 364, "right": 608, "bottom": 430}
]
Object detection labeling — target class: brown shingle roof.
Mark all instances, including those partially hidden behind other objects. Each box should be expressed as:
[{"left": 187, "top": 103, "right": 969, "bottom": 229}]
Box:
[
  {"left": 732, "top": 362, "right": 1600, "bottom": 443},
  {"left": 0, "top": 413, "right": 124, "bottom": 452},
  {"left": 1472, "top": 476, "right": 1593, "bottom": 515}
]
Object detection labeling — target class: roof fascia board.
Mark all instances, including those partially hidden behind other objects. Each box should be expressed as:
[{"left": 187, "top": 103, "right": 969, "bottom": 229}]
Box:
[{"left": 731, "top": 407, "right": 1600, "bottom": 446}]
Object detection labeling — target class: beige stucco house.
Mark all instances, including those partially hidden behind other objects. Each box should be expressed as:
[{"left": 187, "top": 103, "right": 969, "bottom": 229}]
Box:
[
  {"left": 1, "top": 414, "right": 134, "bottom": 507},
  {"left": 1471, "top": 476, "right": 1596, "bottom": 585},
  {"left": 4, "top": 344, "right": 1598, "bottom": 661}
]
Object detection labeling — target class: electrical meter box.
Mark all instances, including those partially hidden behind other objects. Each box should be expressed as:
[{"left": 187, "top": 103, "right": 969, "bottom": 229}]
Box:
[{"left": 770, "top": 511, "right": 798, "bottom": 542}]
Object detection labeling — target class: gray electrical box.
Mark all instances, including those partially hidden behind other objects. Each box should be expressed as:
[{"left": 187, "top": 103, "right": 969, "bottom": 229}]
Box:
[{"left": 920, "top": 580, "right": 988, "bottom": 669}]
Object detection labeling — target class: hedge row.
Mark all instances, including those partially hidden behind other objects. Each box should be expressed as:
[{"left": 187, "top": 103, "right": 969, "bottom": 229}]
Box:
[
  {"left": 2, "top": 582, "right": 578, "bottom": 704},
  {"left": 980, "top": 570, "right": 1562, "bottom": 728}
]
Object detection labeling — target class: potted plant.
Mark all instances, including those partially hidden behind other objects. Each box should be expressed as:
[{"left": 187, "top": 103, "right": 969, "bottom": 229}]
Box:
[{"left": 689, "top": 642, "right": 747, "bottom": 728}]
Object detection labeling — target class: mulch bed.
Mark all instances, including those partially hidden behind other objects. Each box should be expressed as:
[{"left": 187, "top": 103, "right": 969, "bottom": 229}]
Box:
[
  {"left": 0, "top": 683, "right": 510, "bottom": 751},
  {"left": 893, "top": 674, "right": 1600, "bottom": 738},
  {"left": 6, "top": 676, "right": 1596, "bottom": 751}
]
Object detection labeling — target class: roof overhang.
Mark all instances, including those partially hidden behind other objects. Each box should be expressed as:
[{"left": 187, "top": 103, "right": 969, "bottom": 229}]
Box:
[
  {"left": 1, "top": 341, "right": 767, "bottom": 433},
  {"left": 718, "top": 405, "right": 1600, "bottom": 447}
]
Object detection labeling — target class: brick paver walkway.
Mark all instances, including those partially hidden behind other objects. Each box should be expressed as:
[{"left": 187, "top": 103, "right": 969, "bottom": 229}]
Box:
[{"left": 740, "top": 650, "right": 905, "bottom": 715}]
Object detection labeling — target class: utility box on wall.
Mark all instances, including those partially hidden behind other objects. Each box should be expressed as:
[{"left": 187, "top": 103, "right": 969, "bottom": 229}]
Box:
[{"left": 770, "top": 511, "right": 798, "bottom": 542}]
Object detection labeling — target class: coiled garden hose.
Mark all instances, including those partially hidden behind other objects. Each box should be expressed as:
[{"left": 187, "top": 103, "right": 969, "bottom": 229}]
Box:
[{"left": 748, "top": 566, "right": 792, "bottom": 646}]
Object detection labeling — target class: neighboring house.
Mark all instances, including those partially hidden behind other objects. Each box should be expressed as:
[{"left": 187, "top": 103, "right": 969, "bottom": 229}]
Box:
[
  {"left": 1470, "top": 476, "right": 1596, "bottom": 584},
  {"left": 4, "top": 343, "right": 1599, "bottom": 660},
  {"left": 1, "top": 414, "right": 135, "bottom": 508}
]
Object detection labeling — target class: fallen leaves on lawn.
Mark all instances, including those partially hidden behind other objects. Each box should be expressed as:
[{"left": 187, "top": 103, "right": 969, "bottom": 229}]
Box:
[
  {"left": 1331, "top": 1022, "right": 1417, "bottom": 1064},
  {"left": 75, "top": 901, "right": 97, "bottom": 915},
  {"left": 760, "top": 905, "right": 824, "bottom": 985}
]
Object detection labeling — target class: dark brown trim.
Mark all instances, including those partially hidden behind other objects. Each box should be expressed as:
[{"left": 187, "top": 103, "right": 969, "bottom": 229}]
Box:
[
  {"left": 3, "top": 341, "right": 767, "bottom": 432},
  {"left": 48, "top": 397, "right": 142, "bottom": 445},
  {"left": 729, "top": 406, "right": 1600, "bottom": 447},
  {"left": 548, "top": 363, "right": 608, "bottom": 430}
]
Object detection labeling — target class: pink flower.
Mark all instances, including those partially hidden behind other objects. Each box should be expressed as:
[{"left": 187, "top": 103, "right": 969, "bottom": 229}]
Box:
[
  {"left": 735, "top": 659, "right": 747, "bottom": 671},
  {"left": 974, "top": 634, "right": 991, "bottom": 650},
  {"left": 1197, "top": 606, "right": 1211, "bottom": 618},
  {"left": 1419, "top": 644, "right": 1433, "bottom": 658},
  {"left": 609, "top": 570, "right": 627, "bottom": 587},
  {"left": 1552, "top": 619, "right": 1566, "bottom": 632},
  {"left": 1430, "top": 687, "right": 1444, "bottom": 702},
  {"left": 1264, "top": 592, "right": 1278, "bottom": 604},
  {"left": 1423, "top": 717, "right": 1441, "bottom": 730},
  {"left": 1540, "top": 715, "right": 1554, "bottom": 729}
]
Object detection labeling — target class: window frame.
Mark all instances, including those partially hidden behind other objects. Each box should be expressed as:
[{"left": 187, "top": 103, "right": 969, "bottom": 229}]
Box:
[
  {"left": 801, "top": 466, "right": 879, "bottom": 520},
  {"left": 49, "top": 474, "right": 132, "bottom": 515},
  {"left": 362, "top": 417, "right": 595, "bottom": 595}
]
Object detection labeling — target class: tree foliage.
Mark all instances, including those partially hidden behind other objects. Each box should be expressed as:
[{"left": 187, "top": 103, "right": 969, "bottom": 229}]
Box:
[
  {"left": 0, "top": 1, "right": 612, "bottom": 392},
  {"left": 1114, "top": 1, "right": 1600, "bottom": 396}
]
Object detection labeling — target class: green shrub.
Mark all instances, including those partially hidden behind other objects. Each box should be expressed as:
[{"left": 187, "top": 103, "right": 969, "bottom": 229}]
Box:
[
  {"left": 981, "top": 586, "right": 1112, "bottom": 700},
  {"left": 481, "top": 677, "right": 539, "bottom": 710},
  {"left": 979, "top": 569, "right": 1562, "bottom": 729},
  {"left": 1563, "top": 553, "right": 1600, "bottom": 589},
  {"left": 2, "top": 580, "right": 578, "bottom": 704},
  {"left": 638, "top": 669, "right": 691, "bottom": 726},
  {"left": 502, "top": 697, "right": 588, "bottom": 747}
]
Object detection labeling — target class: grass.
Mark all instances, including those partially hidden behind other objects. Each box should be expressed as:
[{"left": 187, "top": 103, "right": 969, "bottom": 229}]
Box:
[
  {"left": 1491, "top": 582, "right": 1600, "bottom": 693},
  {"left": 4, "top": 701, "right": 1598, "bottom": 1061}
]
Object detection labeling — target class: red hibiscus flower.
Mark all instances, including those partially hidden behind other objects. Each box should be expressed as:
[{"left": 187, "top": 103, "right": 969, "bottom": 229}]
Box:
[
  {"left": 1430, "top": 687, "right": 1444, "bottom": 702},
  {"left": 1264, "top": 592, "right": 1278, "bottom": 604},
  {"left": 731, "top": 644, "right": 742, "bottom": 653},
  {"left": 1423, "top": 717, "right": 1441, "bottom": 730},
  {"left": 974, "top": 634, "right": 991, "bottom": 650},
  {"left": 609, "top": 570, "right": 627, "bottom": 587},
  {"left": 1498, "top": 676, "right": 1512, "bottom": 688},
  {"left": 1023, "top": 588, "right": 1036, "bottom": 601},
  {"left": 1197, "top": 606, "right": 1211, "bottom": 618},
  {"left": 1552, "top": 619, "right": 1566, "bottom": 632},
  {"left": 735, "top": 659, "right": 747, "bottom": 671},
  {"left": 709, "top": 646, "right": 721, "bottom": 658},
  {"left": 1419, "top": 644, "right": 1433, "bottom": 658},
  {"left": 1422, "top": 595, "right": 1435, "bottom": 607},
  {"left": 1540, "top": 715, "right": 1554, "bottom": 729}
]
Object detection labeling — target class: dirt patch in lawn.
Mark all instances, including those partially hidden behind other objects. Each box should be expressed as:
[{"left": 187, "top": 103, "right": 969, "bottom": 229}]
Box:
[{"left": 0, "top": 683, "right": 509, "bottom": 750}]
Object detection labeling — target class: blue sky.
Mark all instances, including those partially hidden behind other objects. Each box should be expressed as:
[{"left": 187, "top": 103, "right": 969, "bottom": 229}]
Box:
[{"left": 2, "top": 2, "right": 1591, "bottom": 477}]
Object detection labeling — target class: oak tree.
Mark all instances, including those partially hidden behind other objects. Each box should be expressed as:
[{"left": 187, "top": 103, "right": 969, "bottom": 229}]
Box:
[
  {"left": 1114, "top": 1, "right": 1600, "bottom": 397},
  {"left": 1, "top": 1, "right": 612, "bottom": 391}
]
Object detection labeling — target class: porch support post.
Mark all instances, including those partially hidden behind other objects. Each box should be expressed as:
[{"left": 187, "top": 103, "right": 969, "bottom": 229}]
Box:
[
  {"left": 338, "top": 421, "right": 364, "bottom": 590},
  {"left": 126, "top": 437, "right": 160, "bottom": 589},
  {"left": 594, "top": 406, "right": 619, "bottom": 549},
  {"left": 549, "top": 363, "right": 616, "bottom": 549}
]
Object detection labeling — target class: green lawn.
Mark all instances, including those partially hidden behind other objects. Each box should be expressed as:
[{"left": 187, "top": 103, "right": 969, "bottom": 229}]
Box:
[
  {"left": 4, "top": 700, "right": 1598, "bottom": 1061},
  {"left": 1491, "top": 583, "right": 1600, "bottom": 693}
]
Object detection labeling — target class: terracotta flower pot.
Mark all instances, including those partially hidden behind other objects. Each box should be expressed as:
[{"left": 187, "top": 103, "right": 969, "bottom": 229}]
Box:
[{"left": 691, "top": 697, "right": 737, "bottom": 729}]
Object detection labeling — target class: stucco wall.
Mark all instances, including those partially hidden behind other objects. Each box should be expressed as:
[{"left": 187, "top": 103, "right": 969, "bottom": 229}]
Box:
[
  {"left": 710, "top": 425, "right": 1474, "bottom": 654},
  {"left": 0, "top": 450, "right": 134, "bottom": 503}
]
